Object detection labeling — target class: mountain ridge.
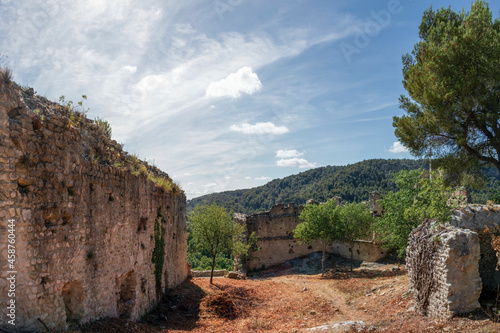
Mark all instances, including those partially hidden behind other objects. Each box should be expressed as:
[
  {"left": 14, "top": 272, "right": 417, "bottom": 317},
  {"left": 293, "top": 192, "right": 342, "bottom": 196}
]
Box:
[{"left": 187, "top": 158, "right": 500, "bottom": 215}]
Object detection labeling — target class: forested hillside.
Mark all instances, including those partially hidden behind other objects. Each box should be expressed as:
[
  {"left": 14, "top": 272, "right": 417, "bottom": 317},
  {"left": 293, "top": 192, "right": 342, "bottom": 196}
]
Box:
[{"left": 187, "top": 159, "right": 500, "bottom": 215}]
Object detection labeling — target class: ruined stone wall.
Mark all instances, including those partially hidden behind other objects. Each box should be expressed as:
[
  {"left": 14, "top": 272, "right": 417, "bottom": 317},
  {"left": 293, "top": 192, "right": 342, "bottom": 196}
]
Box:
[
  {"left": 330, "top": 240, "right": 388, "bottom": 262},
  {"left": 0, "top": 81, "right": 189, "bottom": 332},
  {"left": 451, "top": 205, "right": 500, "bottom": 291},
  {"left": 406, "top": 205, "right": 500, "bottom": 318},
  {"left": 238, "top": 203, "right": 324, "bottom": 271},
  {"left": 407, "top": 221, "right": 481, "bottom": 318},
  {"left": 239, "top": 202, "right": 386, "bottom": 271}
]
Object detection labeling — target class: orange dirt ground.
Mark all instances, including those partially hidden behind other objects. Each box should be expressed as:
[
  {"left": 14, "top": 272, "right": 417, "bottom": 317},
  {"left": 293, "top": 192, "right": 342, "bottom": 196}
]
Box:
[{"left": 79, "top": 265, "right": 500, "bottom": 333}]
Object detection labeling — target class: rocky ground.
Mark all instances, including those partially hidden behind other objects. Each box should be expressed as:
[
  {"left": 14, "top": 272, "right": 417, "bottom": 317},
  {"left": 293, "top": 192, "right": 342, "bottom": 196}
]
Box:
[{"left": 77, "top": 253, "right": 500, "bottom": 333}]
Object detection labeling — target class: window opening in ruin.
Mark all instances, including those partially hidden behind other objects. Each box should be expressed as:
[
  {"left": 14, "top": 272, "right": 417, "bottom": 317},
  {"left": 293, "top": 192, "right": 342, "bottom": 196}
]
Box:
[
  {"left": 62, "top": 281, "right": 84, "bottom": 325},
  {"left": 116, "top": 271, "right": 137, "bottom": 319},
  {"left": 137, "top": 217, "right": 147, "bottom": 232}
]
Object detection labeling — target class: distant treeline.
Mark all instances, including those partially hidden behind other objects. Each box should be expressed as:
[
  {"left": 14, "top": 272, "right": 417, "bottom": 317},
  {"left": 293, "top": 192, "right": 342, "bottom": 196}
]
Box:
[{"left": 187, "top": 159, "right": 500, "bottom": 215}]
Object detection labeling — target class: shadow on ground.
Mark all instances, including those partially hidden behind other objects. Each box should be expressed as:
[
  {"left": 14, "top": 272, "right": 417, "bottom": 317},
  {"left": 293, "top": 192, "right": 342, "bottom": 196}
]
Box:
[
  {"left": 142, "top": 278, "right": 206, "bottom": 330},
  {"left": 252, "top": 251, "right": 406, "bottom": 280},
  {"left": 78, "top": 278, "right": 205, "bottom": 333}
]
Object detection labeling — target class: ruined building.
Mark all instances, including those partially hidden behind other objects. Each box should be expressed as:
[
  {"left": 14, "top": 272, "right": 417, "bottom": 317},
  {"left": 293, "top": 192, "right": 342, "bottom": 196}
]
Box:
[
  {"left": 0, "top": 80, "right": 189, "bottom": 332},
  {"left": 235, "top": 193, "right": 387, "bottom": 271},
  {"left": 407, "top": 205, "right": 500, "bottom": 318}
]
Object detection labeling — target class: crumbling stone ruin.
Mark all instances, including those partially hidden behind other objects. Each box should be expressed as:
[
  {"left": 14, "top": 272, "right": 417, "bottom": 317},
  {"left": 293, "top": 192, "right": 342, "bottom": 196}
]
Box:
[
  {"left": 235, "top": 196, "right": 387, "bottom": 271},
  {"left": 0, "top": 81, "right": 189, "bottom": 332},
  {"left": 369, "top": 191, "right": 383, "bottom": 217},
  {"left": 235, "top": 203, "right": 324, "bottom": 271},
  {"left": 407, "top": 205, "right": 500, "bottom": 318}
]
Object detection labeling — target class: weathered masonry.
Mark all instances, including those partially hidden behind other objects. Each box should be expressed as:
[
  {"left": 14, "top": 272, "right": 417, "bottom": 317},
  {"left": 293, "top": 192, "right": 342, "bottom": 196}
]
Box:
[
  {"left": 236, "top": 197, "right": 387, "bottom": 271},
  {"left": 0, "top": 81, "right": 189, "bottom": 332},
  {"left": 407, "top": 205, "right": 500, "bottom": 318}
]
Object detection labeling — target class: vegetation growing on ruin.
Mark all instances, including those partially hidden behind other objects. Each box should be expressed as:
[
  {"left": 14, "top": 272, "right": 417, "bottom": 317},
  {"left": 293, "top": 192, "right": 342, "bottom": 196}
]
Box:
[{"left": 53, "top": 92, "right": 180, "bottom": 193}]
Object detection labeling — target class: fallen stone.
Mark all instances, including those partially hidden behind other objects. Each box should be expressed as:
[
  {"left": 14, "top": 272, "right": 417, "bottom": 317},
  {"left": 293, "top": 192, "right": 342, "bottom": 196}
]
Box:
[
  {"left": 225, "top": 271, "right": 246, "bottom": 279},
  {"left": 306, "top": 321, "right": 367, "bottom": 332}
]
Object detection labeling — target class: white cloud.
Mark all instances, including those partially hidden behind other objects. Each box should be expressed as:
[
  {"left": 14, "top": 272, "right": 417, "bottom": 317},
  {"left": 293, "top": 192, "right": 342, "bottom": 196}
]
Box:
[
  {"left": 277, "top": 158, "right": 317, "bottom": 169},
  {"left": 389, "top": 141, "right": 409, "bottom": 153},
  {"left": 206, "top": 66, "right": 262, "bottom": 99},
  {"left": 255, "top": 176, "right": 271, "bottom": 181},
  {"left": 120, "top": 65, "right": 137, "bottom": 73},
  {"left": 276, "top": 149, "right": 303, "bottom": 158},
  {"left": 230, "top": 122, "right": 289, "bottom": 135},
  {"left": 245, "top": 176, "right": 252, "bottom": 180}
]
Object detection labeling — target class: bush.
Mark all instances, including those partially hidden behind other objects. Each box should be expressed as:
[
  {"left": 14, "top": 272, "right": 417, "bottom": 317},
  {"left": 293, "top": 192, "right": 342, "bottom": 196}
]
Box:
[{"left": 1, "top": 66, "right": 12, "bottom": 84}]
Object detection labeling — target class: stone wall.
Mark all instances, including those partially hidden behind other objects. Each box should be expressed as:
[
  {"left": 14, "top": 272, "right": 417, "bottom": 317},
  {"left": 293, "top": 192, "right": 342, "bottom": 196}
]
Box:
[
  {"left": 237, "top": 203, "right": 324, "bottom": 271},
  {"left": 407, "top": 221, "right": 482, "bottom": 318},
  {"left": 0, "top": 81, "right": 189, "bottom": 332},
  {"left": 331, "top": 239, "right": 388, "bottom": 262},
  {"left": 407, "top": 205, "right": 500, "bottom": 318},
  {"left": 237, "top": 201, "right": 386, "bottom": 271},
  {"left": 451, "top": 205, "right": 500, "bottom": 291}
]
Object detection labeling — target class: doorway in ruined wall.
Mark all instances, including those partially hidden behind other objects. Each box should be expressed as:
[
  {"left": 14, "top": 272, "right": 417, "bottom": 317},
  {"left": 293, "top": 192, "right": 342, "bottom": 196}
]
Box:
[
  {"left": 116, "top": 271, "right": 137, "bottom": 319},
  {"left": 479, "top": 232, "right": 500, "bottom": 300},
  {"left": 62, "top": 281, "right": 85, "bottom": 325}
]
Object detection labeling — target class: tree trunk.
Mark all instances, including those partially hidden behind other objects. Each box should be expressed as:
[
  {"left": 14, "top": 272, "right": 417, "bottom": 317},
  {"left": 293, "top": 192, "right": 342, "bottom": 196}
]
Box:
[
  {"left": 322, "top": 241, "right": 326, "bottom": 274},
  {"left": 210, "top": 255, "right": 216, "bottom": 284},
  {"left": 350, "top": 242, "right": 354, "bottom": 271}
]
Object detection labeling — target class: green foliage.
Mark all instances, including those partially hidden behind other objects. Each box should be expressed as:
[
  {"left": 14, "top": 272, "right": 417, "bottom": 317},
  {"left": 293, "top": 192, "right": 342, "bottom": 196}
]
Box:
[
  {"left": 148, "top": 173, "right": 173, "bottom": 192},
  {"left": 188, "top": 203, "right": 245, "bottom": 283},
  {"left": 295, "top": 199, "right": 340, "bottom": 273},
  {"left": 94, "top": 116, "right": 112, "bottom": 137},
  {"left": 337, "top": 202, "right": 374, "bottom": 246},
  {"left": 295, "top": 200, "right": 339, "bottom": 246},
  {"left": 373, "top": 169, "right": 454, "bottom": 257},
  {"left": 394, "top": 1, "right": 500, "bottom": 177},
  {"left": 295, "top": 200, "right": 373, "bottom": 271},
  {"left": 59, "top": 95, "right": 89, "bottom": 128},
  {"left": 337, "top": 202, "right": 374, "bottom": 270},
  {"left": 188, "top": 159, "right": 427, "bottom": 214},
  {"left": 152, "top": 207, "right": 166, "bottom": 299}
]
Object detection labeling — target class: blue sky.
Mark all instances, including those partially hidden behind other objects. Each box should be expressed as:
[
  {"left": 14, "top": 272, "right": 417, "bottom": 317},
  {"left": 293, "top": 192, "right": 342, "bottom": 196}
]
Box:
[{"left": 1, "top": 0, "right": 499, "bottom": 198}]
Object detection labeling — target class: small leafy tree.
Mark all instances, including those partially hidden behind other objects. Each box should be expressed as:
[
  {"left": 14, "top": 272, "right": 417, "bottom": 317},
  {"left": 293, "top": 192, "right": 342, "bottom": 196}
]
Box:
[
  {"left": 373, "top": 169, "right": 453, "bottom": 257},
  {"left": 337, "top": 202, "right": 374, "bottom": 270},
  {"left": 189, "top": 203, "right": 245, "bottom": 284},
  {"left": 233, "top": 230, "right": 259, "bottom": 272},
  {"left": 294, "top": 199, "right": 339, "bottom": 273}
]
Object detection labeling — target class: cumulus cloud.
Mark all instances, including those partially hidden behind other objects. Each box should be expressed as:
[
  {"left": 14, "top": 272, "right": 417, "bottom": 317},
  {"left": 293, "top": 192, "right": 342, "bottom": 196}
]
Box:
[
  {"left": 276, "top": 149, "right": 303, "bottom": 158},
  {"left": 389, "top": 141, "right": 409, "bottom": 153},
  {"left": 277, "top": 158, "right": 317, "bottom": 169},
  {"left": 255, "top": 176, "right": 271, "bottom": 181},
  {"left": 206, "top": 66, "right": 262, "bottom": 98},
  {"left": 230, "top": 122, "right": 289, "bottom": 135}
]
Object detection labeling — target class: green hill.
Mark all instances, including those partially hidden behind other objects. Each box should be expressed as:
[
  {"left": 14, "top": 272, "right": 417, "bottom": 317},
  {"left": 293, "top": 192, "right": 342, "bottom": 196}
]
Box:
[{"left": 187, "top": 158, "right": 500, "bottom": 215}]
